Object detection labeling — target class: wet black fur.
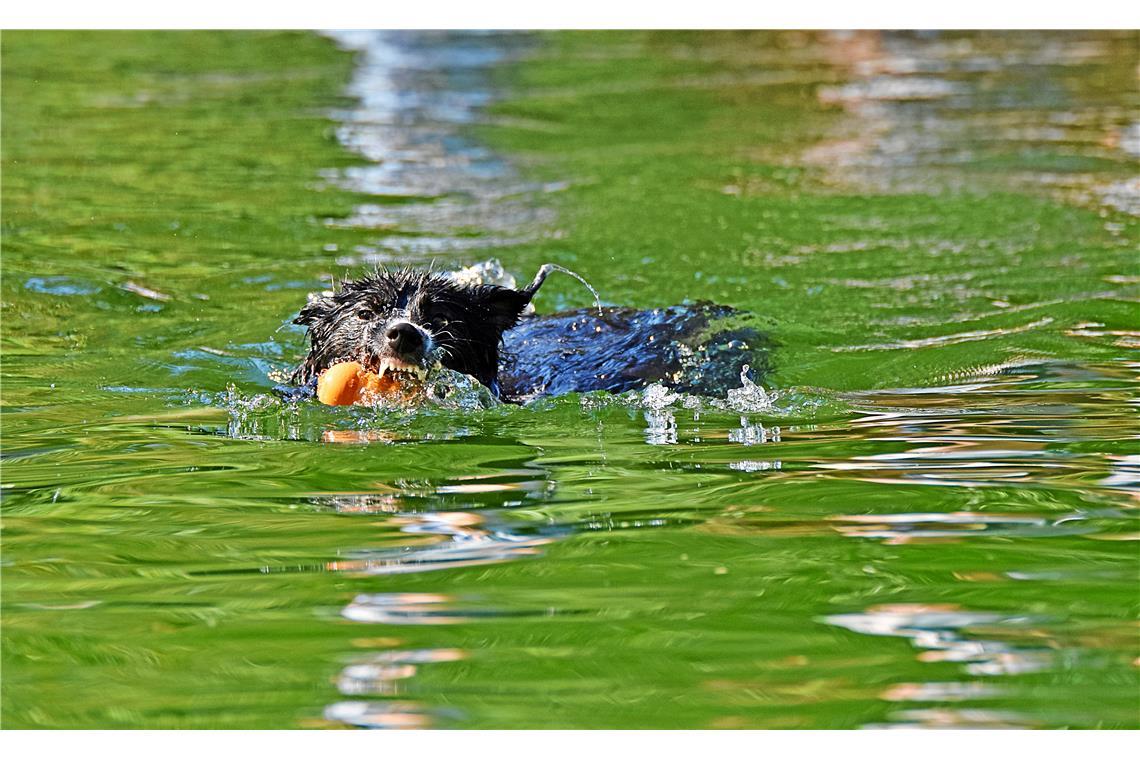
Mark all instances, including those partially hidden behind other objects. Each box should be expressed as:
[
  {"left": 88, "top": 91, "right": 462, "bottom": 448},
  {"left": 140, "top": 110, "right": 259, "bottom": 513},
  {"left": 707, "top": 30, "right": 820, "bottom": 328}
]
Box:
[
  {"left": 287, "top": 266, "right": 771, "bottom": 404},
  {"left": 290, "top": 268, "right": 531, "bottom": 392}
]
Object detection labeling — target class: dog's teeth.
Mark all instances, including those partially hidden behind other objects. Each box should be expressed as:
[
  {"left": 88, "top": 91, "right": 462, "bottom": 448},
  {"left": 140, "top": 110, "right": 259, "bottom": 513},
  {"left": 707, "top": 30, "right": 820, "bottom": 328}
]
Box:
[{"left": 372, "top": 358, "right": 427, "bottom": 382}]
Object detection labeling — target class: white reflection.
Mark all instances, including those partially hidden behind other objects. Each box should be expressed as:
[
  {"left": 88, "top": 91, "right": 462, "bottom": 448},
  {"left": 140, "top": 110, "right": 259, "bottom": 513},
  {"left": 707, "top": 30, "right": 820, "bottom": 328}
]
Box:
[
  {"left": 329, "top": 511, "right": 556, "bottom": 576},
  {"left": 644, "top": 408, "right": 678, "bottom": 445},
  {"left": 825, "top": 603, "right": 1054, "bottom": 678},
  {"left": 319, "top": 31, "right": 557, "bottom": 262}
]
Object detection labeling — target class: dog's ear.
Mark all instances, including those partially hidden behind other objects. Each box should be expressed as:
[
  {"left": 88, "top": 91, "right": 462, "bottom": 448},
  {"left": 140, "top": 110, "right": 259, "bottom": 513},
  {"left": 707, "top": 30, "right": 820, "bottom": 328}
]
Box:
[
  {"left": 294, "top": 291, "right": 334, "bottom": 327},
  {"left": 482, "top": 287, "right": 532, "bottom": 331}
]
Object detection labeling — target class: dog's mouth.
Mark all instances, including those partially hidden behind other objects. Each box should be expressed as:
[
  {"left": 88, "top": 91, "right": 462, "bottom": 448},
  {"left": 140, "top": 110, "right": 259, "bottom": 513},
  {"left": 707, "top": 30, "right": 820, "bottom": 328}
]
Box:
[{"left": 362, "top": 353, "right": 432, "bottom": 383}]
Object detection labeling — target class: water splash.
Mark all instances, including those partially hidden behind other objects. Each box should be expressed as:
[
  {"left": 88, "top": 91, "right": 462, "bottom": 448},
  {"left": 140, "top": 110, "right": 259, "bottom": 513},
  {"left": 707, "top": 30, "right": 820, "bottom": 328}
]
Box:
[
  {"left": 218, "top": 366, "right": 498, "bottom": 442},
  {"left": 445, "top": 258, "right": 519, "bottom": 290},
  {"left": 633, "top": 365, "right": 775, "bottom": 416},
  {"left": 522, "top": 263, "right": 604, "bottom": 315},
  {"left": 720, "top": 364, "right": 772, "bottom": 412}
]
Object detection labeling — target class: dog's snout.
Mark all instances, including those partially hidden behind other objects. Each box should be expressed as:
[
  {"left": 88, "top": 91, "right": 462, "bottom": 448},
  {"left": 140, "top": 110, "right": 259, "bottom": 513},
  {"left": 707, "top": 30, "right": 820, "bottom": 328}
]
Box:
[{"left": 385, "top": 321, "right": 424, "bottom": 355}]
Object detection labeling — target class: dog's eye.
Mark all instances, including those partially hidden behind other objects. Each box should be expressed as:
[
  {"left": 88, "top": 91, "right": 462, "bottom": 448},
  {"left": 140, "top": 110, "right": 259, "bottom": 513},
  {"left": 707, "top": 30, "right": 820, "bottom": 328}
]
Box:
[{"left": 356, "top": 309, "right": 374, "bottom": 321}]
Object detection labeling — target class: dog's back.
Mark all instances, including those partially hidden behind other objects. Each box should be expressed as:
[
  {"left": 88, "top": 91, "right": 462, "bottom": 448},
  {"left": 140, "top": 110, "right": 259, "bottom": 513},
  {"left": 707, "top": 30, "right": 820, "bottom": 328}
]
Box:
[{"left": 499, "top": 303, "right": 769, "bottom": 402}]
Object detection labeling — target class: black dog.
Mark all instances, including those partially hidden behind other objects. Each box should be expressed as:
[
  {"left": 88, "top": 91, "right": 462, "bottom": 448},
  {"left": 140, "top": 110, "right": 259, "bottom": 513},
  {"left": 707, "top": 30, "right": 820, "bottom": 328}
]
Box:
[
  {"left": 287, "top": 264, "right": 768, "bottom": 403},
  {"left": 290, "top": 265, "right": 562, "bottom": 398}
]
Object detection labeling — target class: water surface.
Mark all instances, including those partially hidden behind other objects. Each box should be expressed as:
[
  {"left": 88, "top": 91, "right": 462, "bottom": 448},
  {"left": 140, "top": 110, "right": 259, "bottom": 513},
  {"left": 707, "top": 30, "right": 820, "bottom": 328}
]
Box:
[{"left": 2, "top": 30, "right": 1137, "bottom": 729}]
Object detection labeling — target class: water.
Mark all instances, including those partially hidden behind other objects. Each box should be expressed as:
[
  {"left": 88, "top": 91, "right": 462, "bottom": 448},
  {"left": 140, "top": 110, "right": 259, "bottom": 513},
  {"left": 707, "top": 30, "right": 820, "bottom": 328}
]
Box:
[{"left": 2, "top": 30, "right": 1137, "bottom": 729}]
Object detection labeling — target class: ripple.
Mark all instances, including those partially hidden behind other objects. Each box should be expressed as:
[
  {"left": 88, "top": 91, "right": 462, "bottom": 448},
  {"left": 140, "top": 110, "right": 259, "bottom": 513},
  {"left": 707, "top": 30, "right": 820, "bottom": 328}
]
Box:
[
  {"left": 805, "top": 31, "right": 1137, "bottom": 209},
  {"left": 341, "top": 592, "right": 563, "bottom": 625},
  {"left": 830, "top": 510, "right": 1106, "bottom": 543},
  {"left": 336, "top": 648, "right": 467, "bottom": 696},
  {"left": 833, "top": 317, "right": 1054, "bottom": 352},
  {"left": 321, "top": 31, "right": 554, "bottom": 264},
  {"left": 328, "top": 510, "right": 559, "bottom": 576},
  {"left": 825, "top": 603, "right": 1055, "bottom": 678},
  {"left": 866, "top": 707, "right": 1034, "bottom": 729},
  {"left": 880, "top": 681, "right": 1004, "bottom": 703},
  {"left": 323, "top": 700, "right": 438, "bottom": 729},
  {"left": 23, "top": 276, "right": 101, "bottom": 296},
  {"left": 1098, "top": 177, "right": 1140, "bottom": 216}
]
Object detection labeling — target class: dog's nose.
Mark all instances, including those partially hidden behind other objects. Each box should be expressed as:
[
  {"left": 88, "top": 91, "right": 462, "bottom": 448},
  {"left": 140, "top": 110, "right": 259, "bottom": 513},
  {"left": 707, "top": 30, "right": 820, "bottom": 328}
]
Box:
[{"left": 385, "top": 321, "right": 424, "bottom": 355}]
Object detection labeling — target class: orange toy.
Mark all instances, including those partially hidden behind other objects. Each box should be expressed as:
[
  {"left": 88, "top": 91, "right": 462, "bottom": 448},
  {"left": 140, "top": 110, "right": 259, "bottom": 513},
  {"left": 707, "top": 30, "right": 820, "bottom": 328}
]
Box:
[{"left": 316, "top": 361, "right": 399, "bottom": 406}]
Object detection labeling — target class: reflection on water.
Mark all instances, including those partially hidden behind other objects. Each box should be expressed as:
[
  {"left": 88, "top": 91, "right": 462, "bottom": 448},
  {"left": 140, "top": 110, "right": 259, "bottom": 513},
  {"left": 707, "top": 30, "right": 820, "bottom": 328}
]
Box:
[
  {"left": 304, "top": 356, "right": 1137, "bottom": 727},
  {"left": 881, "top": 681, "right": 1003, "bottom": 703},
  {"left": 310, "top": 453, "right": 561, "bottom": 726},
  {"left": 829, "top": 510, "right": 1106, "bottom": 543},
  {"left": 343, "top": 593, "right": 473, "bottom": 626},
  {"left": 809, "top": 31, "right": 1139, "bottom": 213},
  {"left": 336, "top": 648, "right": 467, "bottom": 696},
  {"left": 868, "top": 707, "right": 1035, "bottom": 730},
  {"left": 320, "top": 31, "right": 554, "bottom": 265},
  {"left": 826, "top": 603, "right": 1056, "bottom": 728},
  {"left": 323, "top": 699, "right": 441, "bottom": 730},
  {"left": 826, "top": 603, "right": 1054, "bottom": 676},
  {"left": 329, "top": 510, "right": 559, "bottom": 575},
  {"left": 325, "top": 646, "right": 467, "bottom": 727}
]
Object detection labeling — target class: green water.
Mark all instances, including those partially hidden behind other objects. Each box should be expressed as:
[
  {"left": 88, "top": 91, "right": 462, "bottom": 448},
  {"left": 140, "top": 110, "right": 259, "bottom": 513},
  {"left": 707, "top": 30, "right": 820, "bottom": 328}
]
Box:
[{"left": 2, "top": 30, "right": 1138, "bottom": 729}]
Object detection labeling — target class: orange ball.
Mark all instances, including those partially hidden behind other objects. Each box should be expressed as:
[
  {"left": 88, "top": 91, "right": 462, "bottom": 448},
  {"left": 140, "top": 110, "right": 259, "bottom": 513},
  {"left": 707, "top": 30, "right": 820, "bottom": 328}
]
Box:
[
  {"left": 317, "top": 361, "right": 368, "bottom": 405},
  {"left": 316, "top": 361, "right": 402, "bottom": 406}
]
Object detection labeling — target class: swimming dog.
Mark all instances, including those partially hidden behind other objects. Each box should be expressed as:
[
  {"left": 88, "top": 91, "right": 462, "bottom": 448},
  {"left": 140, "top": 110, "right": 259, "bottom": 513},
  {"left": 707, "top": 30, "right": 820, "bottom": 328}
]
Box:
[{"left": 288, "top": 264, "right": 768, "bottom": 403}]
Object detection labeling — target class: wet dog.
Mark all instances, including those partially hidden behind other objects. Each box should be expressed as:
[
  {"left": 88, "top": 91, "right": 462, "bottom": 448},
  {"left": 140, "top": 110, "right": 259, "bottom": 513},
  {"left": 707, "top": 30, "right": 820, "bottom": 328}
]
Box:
[
  {"left": 286, "top": 264, "right": 768, "bottom": 403},
  {"left": 289, "top": 265, "right": 555, "bottom": 398}
]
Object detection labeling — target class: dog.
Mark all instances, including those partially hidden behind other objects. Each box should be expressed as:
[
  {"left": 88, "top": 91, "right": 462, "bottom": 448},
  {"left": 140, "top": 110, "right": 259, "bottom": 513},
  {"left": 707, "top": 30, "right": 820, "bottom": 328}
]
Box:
[
  {"left": 289, "top": 265, "right": 556, "bottom": 399},
  {"left": 286, "top": 264, "right": 769, "bottom": 403}
]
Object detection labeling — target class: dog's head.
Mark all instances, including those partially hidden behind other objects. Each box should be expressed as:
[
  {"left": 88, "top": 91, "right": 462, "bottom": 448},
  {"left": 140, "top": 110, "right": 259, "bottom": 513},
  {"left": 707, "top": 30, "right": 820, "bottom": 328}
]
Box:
[{"left": 292, "top": 267, "right": 549, "bottom": 394}]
